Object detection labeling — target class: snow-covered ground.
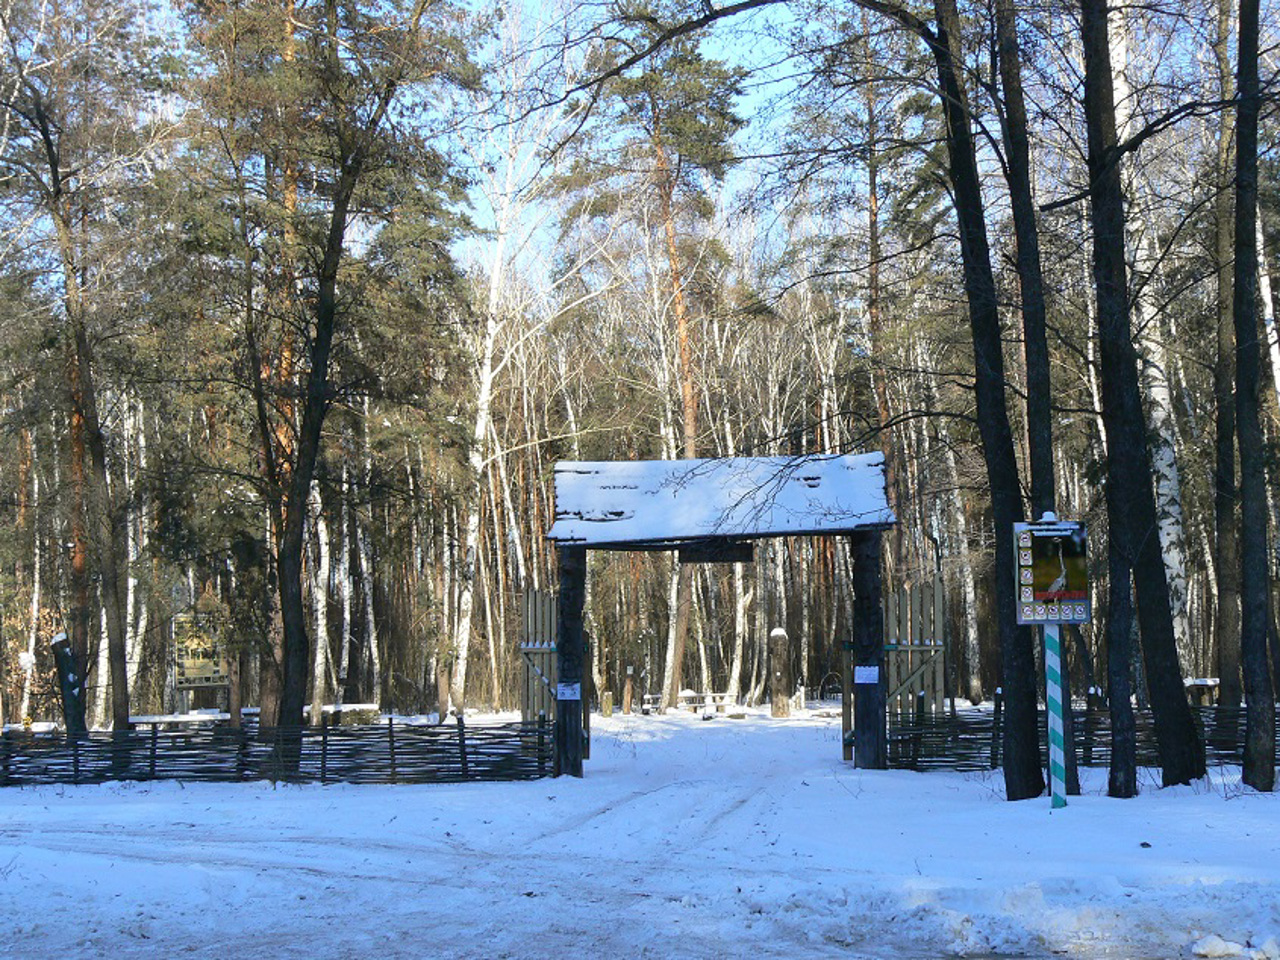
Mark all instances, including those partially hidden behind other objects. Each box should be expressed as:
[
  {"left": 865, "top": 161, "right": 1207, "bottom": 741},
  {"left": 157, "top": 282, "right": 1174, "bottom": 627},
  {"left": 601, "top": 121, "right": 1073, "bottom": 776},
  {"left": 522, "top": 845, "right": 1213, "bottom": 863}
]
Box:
[{"left": 1, "top": 706, "right": 1277, "bottom": 959}]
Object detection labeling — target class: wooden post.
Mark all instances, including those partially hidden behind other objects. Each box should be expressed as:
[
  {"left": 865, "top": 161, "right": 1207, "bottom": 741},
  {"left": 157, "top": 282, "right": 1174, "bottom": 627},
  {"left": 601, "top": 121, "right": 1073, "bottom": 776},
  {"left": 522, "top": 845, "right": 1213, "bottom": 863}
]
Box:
[
  {"left": 841, "top": 637, "right": 853, "bottom": 762},
  {"left": 851, "top": 531, "right": 886, "bottom": 768},
  {"left": 555, "top": 545, "right": 586, "bottom": 777},
  {"left": 990, "top": 687, "right": 1003, "bottom": 769},
  {"left": 582, "top": 636, "right": 592, "bottom": 761},
  {"left": 457, "top": 713, "right": 469, "bottom": 778},
  {"left": 769, "top": 627, "right": 790, "bottom": 718},
  {"left": 623, "top": 667, "right": 634, "bottom": 715},
  {"left": 537, "top": 711, "right": 547, "bottom": 777},
  {"left": 228, "top": 648, "right": 243, "bottom": 730},
  {"left": 388, "top": 716, "right": 397, "bottom": 784},
  {"left": 320, "top": 714, "right": 328, "bottom": 785}
]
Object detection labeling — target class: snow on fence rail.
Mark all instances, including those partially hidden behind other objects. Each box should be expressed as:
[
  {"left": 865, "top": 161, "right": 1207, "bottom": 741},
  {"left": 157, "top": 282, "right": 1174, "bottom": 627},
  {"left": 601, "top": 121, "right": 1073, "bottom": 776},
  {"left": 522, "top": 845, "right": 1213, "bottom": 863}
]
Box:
[
  {"left": 0, "top": 717, "right": 554, "bottom": 787},
  {"left": 888, "top": 704, "right": 1276, "bottom": 772}
]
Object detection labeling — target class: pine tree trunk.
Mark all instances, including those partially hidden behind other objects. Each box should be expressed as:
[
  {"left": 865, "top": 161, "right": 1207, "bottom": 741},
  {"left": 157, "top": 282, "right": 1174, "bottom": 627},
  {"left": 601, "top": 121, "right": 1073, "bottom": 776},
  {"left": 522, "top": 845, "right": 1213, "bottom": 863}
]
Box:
[
  {"left": 930, "top": 0, "right": 1043, "bottom": 800},
  {"left": 994, "top": 0, "right": 1053, "bottom": 521},
  {"left": 1232, "top": 0, "right": 1274, "bottom": 792},
  {"left": 1214, "top": 0, "right": 1244, "bottom": 710},
  {"left": 1080, "top": 0, "right": 1205, "bottom": 785},
  {"left": 1107, "top": 547, "right": 1137, "bottom": 797}
]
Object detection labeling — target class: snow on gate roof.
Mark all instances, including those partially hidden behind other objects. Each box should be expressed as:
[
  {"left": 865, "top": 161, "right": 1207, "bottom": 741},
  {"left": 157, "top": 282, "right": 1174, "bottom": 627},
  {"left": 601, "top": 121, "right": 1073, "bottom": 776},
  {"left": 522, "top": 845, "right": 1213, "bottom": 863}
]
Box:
[{"left": 547, "top": 452, "right": 895, "bottom": 549}]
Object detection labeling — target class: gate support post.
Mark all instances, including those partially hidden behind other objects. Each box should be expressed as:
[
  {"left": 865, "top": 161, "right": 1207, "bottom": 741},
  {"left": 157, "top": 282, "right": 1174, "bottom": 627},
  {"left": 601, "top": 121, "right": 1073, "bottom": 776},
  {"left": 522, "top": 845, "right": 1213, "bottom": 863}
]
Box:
[
  {"left": 555, "top": 544, "right": 587, "bottom": 777},
  {"left": 851, "top": 532, "right": 887, "bottom": 768}
]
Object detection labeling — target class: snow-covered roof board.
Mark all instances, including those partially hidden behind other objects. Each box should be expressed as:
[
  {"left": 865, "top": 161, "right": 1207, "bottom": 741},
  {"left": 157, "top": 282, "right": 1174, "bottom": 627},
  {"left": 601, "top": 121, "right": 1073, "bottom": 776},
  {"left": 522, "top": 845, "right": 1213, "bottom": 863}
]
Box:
[{"left": 547, "top": 453, "right": 895, "bottom": 548}]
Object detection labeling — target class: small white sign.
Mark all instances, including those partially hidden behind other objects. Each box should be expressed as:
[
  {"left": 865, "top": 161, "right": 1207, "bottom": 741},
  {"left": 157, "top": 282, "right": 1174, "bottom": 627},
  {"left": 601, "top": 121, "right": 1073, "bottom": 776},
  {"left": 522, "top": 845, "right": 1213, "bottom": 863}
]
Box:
[
  {"left": 556, "top": 682, "right": 581, "bottom": 701},
  {"left": 854, "top": 666, "right": 879, "bottom": 685}
]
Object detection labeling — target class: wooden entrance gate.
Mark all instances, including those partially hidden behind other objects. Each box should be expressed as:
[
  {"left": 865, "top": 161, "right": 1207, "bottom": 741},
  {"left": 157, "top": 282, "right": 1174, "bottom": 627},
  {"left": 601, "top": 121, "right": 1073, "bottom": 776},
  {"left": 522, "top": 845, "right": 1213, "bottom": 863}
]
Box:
[
  {"left": 884, "top": 573, "right": 947, "bottom": 717},
  {"left": 520, "top": 589, "right": 558, "bottom": 723}
]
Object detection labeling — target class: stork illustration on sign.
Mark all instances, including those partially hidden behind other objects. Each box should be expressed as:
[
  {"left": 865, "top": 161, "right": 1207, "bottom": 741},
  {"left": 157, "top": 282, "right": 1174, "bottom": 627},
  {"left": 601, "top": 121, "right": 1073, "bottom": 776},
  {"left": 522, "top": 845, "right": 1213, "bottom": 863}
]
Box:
[{"left": 1048, "top": 539, "right": 1067, "bottom": 597}]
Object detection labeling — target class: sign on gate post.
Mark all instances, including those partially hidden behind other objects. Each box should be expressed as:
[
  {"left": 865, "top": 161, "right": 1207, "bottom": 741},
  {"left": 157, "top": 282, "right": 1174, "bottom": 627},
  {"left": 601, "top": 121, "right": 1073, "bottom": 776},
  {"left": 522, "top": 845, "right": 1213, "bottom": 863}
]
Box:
[{"left": 1013, "top": 514, "right": 1090, "bottom": 810}]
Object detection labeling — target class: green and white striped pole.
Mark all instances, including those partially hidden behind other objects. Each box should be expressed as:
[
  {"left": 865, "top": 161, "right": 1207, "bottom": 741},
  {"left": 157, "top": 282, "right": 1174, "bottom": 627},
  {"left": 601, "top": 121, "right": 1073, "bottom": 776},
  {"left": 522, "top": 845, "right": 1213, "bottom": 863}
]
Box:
[{"left": 1044, "top": 622, "right": 1067, "bottom": 809}]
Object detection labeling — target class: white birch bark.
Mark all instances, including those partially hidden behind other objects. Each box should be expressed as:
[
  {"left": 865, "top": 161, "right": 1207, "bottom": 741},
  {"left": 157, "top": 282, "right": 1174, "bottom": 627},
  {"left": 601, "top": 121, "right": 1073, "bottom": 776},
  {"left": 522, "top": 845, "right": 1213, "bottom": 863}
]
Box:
[
  {"left": 1259, "top": 211, "right": 1280, "bottom": 400},
  {"left": 490, "top": 421, "right": 527, "bottom": 590},
  {"left": 309, "top": 483, "right": 330, "bottom": 725},
  {"left": 1111, "top": 12, "right": 1192, "bottom": 666},
  {"left": 799, "top": 542, "right": 810, "bottom": 696},
  {"left": 21, "top": 438, "right": 40, "bottom": 722},
  {"left": 728, "top": 561, "right": 752, "bottom": 702},
  {"left": 92, "top": 606, "right": 108, "bottom": 727},
  {"left": 359, "top": 405, "right": 380, "bottom": 705},
  {"left": 125, "top": 397, "right": 147, "bottom": 700},
  {"left": 945, "top": 438, "right": 981, "bottom": 703},
  {"left": 336, "top": 461, "right": 351, "bottom": 709},
  {"left": 448, "top": 260, "right": 502, "bottom": 712},
  {"left": 446, "top": 4, "right": 595, "bottom": 712}
]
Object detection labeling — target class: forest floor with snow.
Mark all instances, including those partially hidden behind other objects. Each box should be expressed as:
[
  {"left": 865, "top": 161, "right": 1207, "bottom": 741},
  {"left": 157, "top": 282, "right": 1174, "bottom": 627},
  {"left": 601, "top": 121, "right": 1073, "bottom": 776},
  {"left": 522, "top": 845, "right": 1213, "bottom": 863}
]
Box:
[{"left": 0, "top": 706, "right": 1277, "bottom": 959}]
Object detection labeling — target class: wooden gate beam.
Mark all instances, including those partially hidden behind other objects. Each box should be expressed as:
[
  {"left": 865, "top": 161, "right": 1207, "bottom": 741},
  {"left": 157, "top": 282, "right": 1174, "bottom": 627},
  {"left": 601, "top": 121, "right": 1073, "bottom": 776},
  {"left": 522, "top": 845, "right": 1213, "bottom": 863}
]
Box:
[
  {"left": 851, "top": 532, "right": 887, "bottom": 768},
  {"left": 554, "top": 544, "right": 587, "bottom": 777}
]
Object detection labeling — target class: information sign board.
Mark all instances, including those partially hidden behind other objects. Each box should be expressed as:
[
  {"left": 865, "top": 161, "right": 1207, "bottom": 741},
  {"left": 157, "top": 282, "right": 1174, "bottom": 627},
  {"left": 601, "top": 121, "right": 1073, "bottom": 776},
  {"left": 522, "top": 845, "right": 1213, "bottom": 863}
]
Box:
[
  {"left": 174, "top": 614, "right": 229, "bottom": 689},
  {"left": 1013, "top": 520, "right": 1090, "bottom": 625}
]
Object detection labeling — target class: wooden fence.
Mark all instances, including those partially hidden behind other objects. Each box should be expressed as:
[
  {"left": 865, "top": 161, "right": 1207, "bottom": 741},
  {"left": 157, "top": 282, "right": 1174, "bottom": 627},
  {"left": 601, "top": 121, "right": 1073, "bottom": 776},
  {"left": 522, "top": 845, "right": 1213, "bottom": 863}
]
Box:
[
  {"left": 0, "top": 717, "right": 554, "bottom": 787},
  {"left": 888, "top": 704, "right": 1278, "bottom": 772}
]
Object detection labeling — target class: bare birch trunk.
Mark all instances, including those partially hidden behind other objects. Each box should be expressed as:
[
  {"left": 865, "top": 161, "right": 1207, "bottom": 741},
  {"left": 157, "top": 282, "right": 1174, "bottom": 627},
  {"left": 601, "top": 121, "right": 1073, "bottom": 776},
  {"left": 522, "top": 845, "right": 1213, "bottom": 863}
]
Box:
[
  {"left": 357, "top": 415, "right": 380, "bottom": 706},
  {"left": 309, "top": 483, "right": 330, "bottom": 725},
  {"left": 93, "top": 608, "right": 109, "bottom": 727},
  {"left": 728, "top": 561, "right": 751, "bottom": 701},
  {"left": 21, "top": 437, "right": 41, "bottom": 722},
  {"left": 125, "top": 397, "right": 148, "bottom": 701},
  {"left": 1111, "top": 16, "right": 1193, "bottom": 673},
  {"left": 1259, "top": 211, "right": 1279, "bottom": 401},
  {"left": 337, "top": 462, "right": 352, "bottom": 709}
]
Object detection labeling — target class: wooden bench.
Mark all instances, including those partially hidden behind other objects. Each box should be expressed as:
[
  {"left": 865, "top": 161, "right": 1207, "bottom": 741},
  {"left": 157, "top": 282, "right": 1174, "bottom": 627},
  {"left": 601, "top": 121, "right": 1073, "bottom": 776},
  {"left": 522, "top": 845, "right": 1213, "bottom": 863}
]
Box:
[
  {"left": 130, "top": 711, "right": 229, "bottom": 731},
  {"left": 639, "top": 692, "right": 733, "bottom": 714}
]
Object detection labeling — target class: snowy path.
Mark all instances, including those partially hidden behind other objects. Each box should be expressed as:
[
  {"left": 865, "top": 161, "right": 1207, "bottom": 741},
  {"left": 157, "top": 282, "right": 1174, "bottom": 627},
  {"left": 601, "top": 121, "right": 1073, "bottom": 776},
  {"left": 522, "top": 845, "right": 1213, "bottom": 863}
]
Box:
[{"left": 1, "top": 709, "right": 1277, "bottom": 958}]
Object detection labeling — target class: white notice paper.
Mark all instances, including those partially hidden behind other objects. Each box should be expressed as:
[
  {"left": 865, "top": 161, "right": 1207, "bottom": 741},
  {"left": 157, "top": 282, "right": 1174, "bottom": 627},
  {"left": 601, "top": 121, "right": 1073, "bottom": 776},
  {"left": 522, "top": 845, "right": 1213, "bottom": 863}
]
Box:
[
  {"left": 854, "top": 666, "right": 879, "bottom": 685},
  {"left": 557, "top": 683, "right": 581, "bottom": 701}
]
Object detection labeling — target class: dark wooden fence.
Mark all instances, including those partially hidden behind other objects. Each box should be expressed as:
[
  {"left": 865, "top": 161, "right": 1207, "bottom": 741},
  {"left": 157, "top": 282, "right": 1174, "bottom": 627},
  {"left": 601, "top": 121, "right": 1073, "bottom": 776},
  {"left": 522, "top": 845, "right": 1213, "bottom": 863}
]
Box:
[
  {"left": 888, "top": 702, "right": 1277, "bottom": 772},
  {"left": 0, "top": 716, "right": 554, "bottom": 787}
]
